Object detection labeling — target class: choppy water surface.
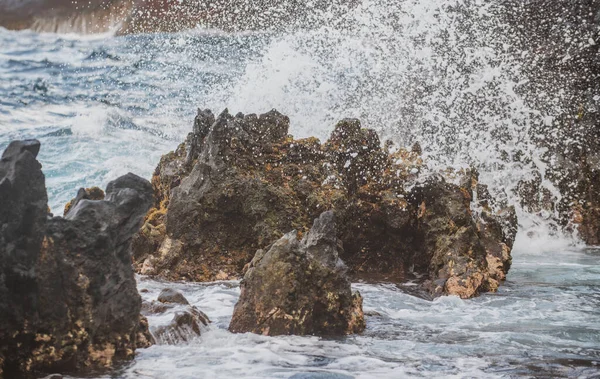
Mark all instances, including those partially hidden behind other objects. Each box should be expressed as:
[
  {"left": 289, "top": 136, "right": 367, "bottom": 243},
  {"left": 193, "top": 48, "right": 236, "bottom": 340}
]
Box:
[
  {"left": 1, "top": 0, "right": 599, "bottom": 377},
  {"left": 68, "top": 247, "right": 599, "bottom": 379}
]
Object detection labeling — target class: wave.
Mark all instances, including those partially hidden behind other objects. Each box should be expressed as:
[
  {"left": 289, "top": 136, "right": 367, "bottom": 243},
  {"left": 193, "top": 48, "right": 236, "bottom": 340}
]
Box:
[{"left": 219, "top": 0, "right": 596, "bottom": 245}]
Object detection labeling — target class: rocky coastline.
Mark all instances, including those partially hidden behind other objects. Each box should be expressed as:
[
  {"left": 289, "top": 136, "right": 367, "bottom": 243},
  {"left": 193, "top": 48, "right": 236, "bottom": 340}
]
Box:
[
  {"left": 1, "top": 103, "right": 599, "bottom": 376},
  {"left": 132, "top": 109, "right": 518, "bottom": 299},
  {"left": 0, "top": 0, "right": 358, "bottom": 35}
]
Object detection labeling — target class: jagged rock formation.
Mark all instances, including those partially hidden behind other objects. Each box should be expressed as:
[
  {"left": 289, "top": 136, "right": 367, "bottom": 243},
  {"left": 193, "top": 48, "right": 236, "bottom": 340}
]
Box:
[
  {"left": 229, "top": 211, "right": 365, "bottom": 336},
  {"left": 62, "top": 187, "right": 105, "bottom": 216},
  {"left": 133, "top": 109, "right": 517, "bottom": 299},
  {"left": 0, "top": 140, "right": 153, "bottom": 378},
  {"left": 416, "top": 176, "right": 517, "bottom": 297}
]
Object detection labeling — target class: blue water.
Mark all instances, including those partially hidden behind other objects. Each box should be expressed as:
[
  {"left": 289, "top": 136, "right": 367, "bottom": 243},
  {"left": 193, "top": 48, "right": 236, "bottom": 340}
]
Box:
[
  {"left": 0, "top": 29, "right": 268, "bottom": 212},
  {"left": 1, "top": 18, "right": 599, "bottom": 379}
]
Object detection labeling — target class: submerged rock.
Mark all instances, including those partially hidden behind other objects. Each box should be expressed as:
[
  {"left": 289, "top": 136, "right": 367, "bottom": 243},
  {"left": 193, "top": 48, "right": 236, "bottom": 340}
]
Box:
[
  {"left": 133, "top": 109, "right": 517, "bottom": 298},
  {"left": 229, "top": 211, "right": 365, "bottom": 336},
  {"left": 0, "top": 140, "right": 153, "bottom": 378},
  {"left": 157, "top": 288, "right": 190, "bottom": 305},
  {"left": 142, "top": 290, "right": 210, "bottom": 344},
  {"left": 152, "top": 307, "right": 210, "bottom": 344}
]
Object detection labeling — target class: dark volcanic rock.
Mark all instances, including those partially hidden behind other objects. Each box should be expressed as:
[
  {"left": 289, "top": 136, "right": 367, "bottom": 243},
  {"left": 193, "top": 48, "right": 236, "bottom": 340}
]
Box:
[
  {"left": 63, "top": 186, "right": 105, "bottom": 216},
  {"left": 142, "top": 290, "right": 210, "bottom": 344},
  {"left": 0, "top": 140, "right": 48, "bottom": 378},
  {"left": 229, "top": 211, "right": 365, "bottom": 336},
  {"left": 0, "top": 141, "right": 154, "bottom": 378},
  {"left": 133, "top": 109, "right": 517, "bottom": 298}
]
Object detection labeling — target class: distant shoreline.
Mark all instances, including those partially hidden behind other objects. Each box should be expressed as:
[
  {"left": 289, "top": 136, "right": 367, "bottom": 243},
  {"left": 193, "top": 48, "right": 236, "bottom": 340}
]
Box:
[{"left": 0, "top": 0, "right": 360, "bottom": 35}]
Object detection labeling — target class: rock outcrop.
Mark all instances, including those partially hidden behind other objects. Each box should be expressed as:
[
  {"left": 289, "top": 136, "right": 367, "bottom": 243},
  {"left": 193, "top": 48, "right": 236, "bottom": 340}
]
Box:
[
  {"left": 0, "top": 140, "right": 153, "bottom": 378},
  {"left": 229, "top": 211, "right": 365, "bottom": 336},
  {"left": 133, "top": 109, "right": 518, "bottom": 298},
  {"left": 416, "top": 175, "right": 517, "bottom": 297},
  {"left": 62, "top": 186, "right": 105, "bottom": 216}
]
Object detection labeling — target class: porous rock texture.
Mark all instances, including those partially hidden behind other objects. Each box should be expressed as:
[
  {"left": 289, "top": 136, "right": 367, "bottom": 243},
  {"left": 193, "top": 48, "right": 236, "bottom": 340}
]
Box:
[
  {"left": 229, "top": 211, "right": 365, "bottom": 336},
  {"left": 0, "top": 140, "right": 153, "bottom": 378},
  {"left": 133, "top": 108, "right": 518, "bottom": 299}
]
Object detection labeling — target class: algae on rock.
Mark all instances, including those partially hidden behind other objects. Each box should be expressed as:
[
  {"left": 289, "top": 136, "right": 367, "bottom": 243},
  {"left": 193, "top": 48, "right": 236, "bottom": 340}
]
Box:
[{"left": 229, "top": 211, "right": 365, "bottom": 336}]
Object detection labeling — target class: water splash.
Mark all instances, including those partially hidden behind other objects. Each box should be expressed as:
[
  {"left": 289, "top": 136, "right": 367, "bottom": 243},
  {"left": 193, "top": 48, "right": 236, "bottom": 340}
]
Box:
[
  {"left": 0, "top": 0, "right": 589, "bottom": 244},
  {"left": 221, "top": 0, "right": 579, "bottom": 245}
]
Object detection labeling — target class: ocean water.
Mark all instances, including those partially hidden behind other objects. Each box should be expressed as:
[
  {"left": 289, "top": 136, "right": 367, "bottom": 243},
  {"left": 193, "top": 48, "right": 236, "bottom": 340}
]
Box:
[{"left": 1, "top": 0, "right": 599, "bottom": 377}]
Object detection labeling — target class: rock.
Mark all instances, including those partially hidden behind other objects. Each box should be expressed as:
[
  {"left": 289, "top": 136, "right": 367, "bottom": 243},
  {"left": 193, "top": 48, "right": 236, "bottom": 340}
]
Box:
[
  {"left": 0, "top": 140, "right": 47, "bottom": 378},
  {"left": 63, "top": 186, "right": 105, "bottom": 216},
  {"left": 133, "top": 109, "right": 517, "bottom": 298},
  {"left": 141, "top": 300, "right": 170, "bottom": 315},
  {"left": 229, "top": 211, "right": 365, "bottom": 336},
  {"left": 157, "top": 288, "right": 190, "bottom": 305},
  {"left": 0, "top": 141, "right": 154, "bottom": 377},
  {"left": 152, "top": 307, "right": 210, "bottom": 344},
  {"left": 415, "top": 171, "right": 517, "bottom": 298},
  {"left": 143, "top": 289, "right": 211, "bottom": 344}
]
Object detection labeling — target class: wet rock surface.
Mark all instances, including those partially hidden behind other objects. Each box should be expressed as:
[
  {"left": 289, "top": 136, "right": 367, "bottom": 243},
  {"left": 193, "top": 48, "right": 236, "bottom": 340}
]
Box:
[
  {"left": 141, "top": 290, "right": 210, "bottom": 344},
  {"left": 417, "top": 174, "right": 517, "bottom": 298},
  {"left": 157, "top": 288, "right": 190, "bottom": 305},
  {"left": 229, "top": 211, "right": 365, "bottom": 336},
  {"left": 0, "top": 141, "right": 153, "bottom": 378},
  {"left": 133, "top": 109, "right": 517, "bottom": 298}
]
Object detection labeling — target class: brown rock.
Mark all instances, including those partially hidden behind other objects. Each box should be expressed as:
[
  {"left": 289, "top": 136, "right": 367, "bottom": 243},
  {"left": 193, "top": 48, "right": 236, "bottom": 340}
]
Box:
[
  {"left": 132, "top": 109, "right": 517, "bottom": 298},
  {"left": 417, "top": 170, "right": 517, "bottom": 298},
  {"left": 229, "top": 211, "right": 365, "bottom": 336},
  {"left": 157, "top": 288, "right": 189, "bottom": 305}
]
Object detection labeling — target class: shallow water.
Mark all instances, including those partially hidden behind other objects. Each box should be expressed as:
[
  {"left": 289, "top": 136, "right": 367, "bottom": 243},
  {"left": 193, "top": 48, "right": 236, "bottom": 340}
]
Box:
[
  {"left": 57, "top": 247, "right": 599, "bottom": 379},
  {"left": 1, "top": 1, "right": 599, "bottom": 377}
]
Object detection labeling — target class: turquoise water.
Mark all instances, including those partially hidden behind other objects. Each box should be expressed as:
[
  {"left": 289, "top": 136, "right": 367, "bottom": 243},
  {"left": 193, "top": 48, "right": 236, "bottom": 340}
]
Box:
[{"left": 0, "top": 29, "right": 267, "bottom": 212}]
